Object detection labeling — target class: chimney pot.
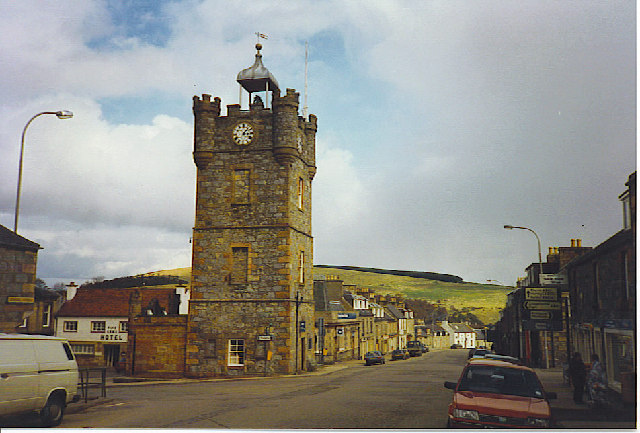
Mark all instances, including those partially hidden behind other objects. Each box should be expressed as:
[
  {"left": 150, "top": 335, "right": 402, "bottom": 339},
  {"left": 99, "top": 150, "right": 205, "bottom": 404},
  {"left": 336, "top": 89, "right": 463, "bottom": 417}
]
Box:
[
  {"left": 571, "top": 239, "right": 576, "bottom": 247},
  {"left": 577, "top": 239, "right": 582, "bottom": 247}
]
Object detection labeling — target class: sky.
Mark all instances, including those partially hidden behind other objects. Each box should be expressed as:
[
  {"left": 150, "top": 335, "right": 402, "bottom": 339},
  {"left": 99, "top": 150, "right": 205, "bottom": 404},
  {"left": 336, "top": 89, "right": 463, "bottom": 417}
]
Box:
[{"left": 0, "top": 0, "right": 635, "bottom": 288}]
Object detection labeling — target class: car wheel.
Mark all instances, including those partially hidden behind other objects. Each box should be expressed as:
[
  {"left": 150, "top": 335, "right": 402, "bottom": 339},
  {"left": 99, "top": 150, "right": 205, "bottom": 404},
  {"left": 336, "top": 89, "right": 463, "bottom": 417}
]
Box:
[{"left": 40, "top": 394, "right": 65, "bottom": 427}]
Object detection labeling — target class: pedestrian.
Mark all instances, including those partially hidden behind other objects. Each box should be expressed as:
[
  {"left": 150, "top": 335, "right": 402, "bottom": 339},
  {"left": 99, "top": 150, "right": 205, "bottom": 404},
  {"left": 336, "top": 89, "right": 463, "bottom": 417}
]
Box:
[
  {"left": 568, "top": 352, "right": 586, "bottom": 403},
  {"left": 587, "top": 353, "right": 607, "bottom": 406}
]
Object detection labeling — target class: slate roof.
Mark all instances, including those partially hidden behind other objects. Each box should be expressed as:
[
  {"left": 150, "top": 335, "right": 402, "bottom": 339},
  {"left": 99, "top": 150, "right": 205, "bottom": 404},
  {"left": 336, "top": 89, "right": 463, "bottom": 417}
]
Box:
[
  {"left": 57, "top": 287, "right": 177, "bottom": 317},
  {"left": 448, "top": 323, "right": 475, "bottom": 333},
  {"left": 0, "top": 224, "right": 41, "bottom": 252},
  {"left": 385, "top": 304, "right": 405, "bottom": 320}
]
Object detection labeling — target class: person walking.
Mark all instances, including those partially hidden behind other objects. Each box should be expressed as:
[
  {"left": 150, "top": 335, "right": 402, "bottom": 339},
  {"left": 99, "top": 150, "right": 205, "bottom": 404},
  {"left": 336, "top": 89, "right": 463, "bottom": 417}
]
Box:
[
  {"left": 568, "top": 352, "right": 586, "bottom": 404},
  {"left": 587, "top": 353, "right": 608, "bottom": 407}
]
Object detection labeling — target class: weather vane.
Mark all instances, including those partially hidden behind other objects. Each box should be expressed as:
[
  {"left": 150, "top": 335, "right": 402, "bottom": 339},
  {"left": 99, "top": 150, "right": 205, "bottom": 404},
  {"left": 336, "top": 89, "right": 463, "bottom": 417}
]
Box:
[{"left": 255, "top": 32, "right": 268, "bottom": 43}]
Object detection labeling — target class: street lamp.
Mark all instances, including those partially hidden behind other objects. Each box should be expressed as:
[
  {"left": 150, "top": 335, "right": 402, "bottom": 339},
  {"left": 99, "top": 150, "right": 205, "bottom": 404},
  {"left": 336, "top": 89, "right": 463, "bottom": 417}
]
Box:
[
  {"left": 503, "top": 225, "right": 543, "bottom": 276},
  {"left": 14, "top": 110, "right": 73, "bottom": 232},
  {"left": 504, "top": 224, "right": 549, "bottom": 369}
]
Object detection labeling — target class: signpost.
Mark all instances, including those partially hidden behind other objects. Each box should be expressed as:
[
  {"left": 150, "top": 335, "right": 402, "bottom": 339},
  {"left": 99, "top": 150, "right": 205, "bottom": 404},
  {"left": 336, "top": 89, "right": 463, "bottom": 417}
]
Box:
[{"left": 521, "top": 287, "right": 562, "bottom": 331}]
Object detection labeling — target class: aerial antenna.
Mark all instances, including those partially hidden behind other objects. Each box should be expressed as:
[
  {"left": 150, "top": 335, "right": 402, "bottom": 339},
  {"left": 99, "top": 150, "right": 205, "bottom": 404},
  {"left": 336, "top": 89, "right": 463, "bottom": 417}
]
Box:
[{"left": 303, "top": 41, "right": 309, "bottom": 120}]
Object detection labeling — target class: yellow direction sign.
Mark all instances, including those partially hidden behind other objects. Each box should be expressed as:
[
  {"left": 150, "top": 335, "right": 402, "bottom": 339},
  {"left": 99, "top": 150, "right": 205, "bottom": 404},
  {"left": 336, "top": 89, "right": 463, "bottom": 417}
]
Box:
[
  {"left": 523, "top": 300, "right": 562, "bottom": 310},
  {"left": 525, "top": 287, "right": 557, "bottom": 301}
]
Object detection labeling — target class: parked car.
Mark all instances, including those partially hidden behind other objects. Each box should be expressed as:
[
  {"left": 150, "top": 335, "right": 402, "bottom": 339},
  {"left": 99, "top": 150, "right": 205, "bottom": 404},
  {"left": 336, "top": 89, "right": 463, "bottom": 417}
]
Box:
[
  {"left": 406, "top": 341, "right": 424, "bottom": 357},
  {"left": 468, "top": 348, "right": 490, "bottom": 359},
  {"left": 483, "top": 354, "right": 523, "bottom": 365},
  {"left": 443, "top": 358, "right": 557, "bottom": 428},
  {"left": 391, "top": 349, "right": 410, "bottom": 360},
  {"left": 364, "top": 351, "right": 386, "bottom": 366},
  {"left": 450, "top": 343, "right": 462, "bottom": 349},
  {"left": 0, "top": 334, "right": 79, "bottom": 427}
]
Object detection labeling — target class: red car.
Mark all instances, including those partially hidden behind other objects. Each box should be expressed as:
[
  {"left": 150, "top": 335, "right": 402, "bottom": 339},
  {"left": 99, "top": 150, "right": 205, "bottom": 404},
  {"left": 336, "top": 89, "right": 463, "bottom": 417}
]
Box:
[{"left": 444, "top": 358, "right": 557, "bottom": 428}]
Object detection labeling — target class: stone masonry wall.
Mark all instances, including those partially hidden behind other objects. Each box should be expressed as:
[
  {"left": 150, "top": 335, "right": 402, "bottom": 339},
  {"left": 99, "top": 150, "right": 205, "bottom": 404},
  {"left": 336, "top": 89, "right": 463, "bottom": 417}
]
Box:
[
  {"left": 187, "top": 89, "right": 317, "bottom": 377},
  {"left": 127, "top": 315, "right": 188, "bottom": 378},
  {"left": 0, "top": 246, "right": 37, "bottom": 332}
]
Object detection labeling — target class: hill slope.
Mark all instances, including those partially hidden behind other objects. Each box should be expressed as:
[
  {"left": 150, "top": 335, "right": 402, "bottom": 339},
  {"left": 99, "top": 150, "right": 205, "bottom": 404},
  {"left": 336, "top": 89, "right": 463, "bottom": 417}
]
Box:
[{"left": 313, "top": 266, "right": 512, "bottom": 325}]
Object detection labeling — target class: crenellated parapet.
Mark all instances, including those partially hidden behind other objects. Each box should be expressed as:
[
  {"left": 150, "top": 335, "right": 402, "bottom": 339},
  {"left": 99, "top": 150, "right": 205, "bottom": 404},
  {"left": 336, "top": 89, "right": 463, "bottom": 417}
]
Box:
[
  {"left": 272, "top": 88, "right": 300, "bottom": 166},
  {"left": 192, "top": 94, "right": 221, "bottom": 168}
]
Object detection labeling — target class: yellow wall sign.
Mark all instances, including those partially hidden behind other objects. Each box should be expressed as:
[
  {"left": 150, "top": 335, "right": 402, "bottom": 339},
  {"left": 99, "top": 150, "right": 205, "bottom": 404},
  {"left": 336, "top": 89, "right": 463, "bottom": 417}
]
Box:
[{"left": 7, "top": 297, "right": 35, "bottom": 304}]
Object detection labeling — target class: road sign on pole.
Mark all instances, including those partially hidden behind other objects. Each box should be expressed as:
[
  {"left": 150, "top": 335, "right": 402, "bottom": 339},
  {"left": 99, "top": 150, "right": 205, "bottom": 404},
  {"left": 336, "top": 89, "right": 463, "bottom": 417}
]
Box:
[{"left": 523, "top": 300, "right": 562, "bottom": 310}]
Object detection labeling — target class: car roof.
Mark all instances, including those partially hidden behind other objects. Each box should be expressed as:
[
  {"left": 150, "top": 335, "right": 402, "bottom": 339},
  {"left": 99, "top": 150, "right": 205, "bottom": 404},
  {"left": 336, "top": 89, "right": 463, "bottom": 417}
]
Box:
[
  {"left": 0, "top": 333, "right": 67, "bottom": 341},
  {"left": 466, "top": 357, "right": 532, "bottom": 372}
]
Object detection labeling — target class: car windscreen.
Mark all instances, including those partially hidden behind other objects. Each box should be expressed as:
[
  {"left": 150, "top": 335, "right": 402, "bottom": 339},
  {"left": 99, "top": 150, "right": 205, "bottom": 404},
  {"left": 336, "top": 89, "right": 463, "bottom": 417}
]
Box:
[{"left": 457, "top": 365, "right": 544, "bottom": 398}]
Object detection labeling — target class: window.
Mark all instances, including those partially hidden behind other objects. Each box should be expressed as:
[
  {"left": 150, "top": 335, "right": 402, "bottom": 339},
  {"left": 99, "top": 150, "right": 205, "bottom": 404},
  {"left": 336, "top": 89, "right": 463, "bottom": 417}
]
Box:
[
  {"left": 62, "top": 342, "right": 75, "bottom": 360},
  {"left": 42, "top": 304, "right": 51, "bottom": 327},
  {"left": 119, "top": 321, "right": 128, "bottom": 333},
  {"left": 64, "top": 321, "right": 78, "bottom": 332},
  {"left": 622, "top": 251, "right": 630, "bottom": 300},
  {"left": 228, "top": 339, "right": 245, "bottom": 366},
  {"left": 297, "top": 178, "right": 304, "bottom": 210},
  {"left": 298, "top": 251, "right": 305, "bottom": 284},
  {"left": 91, "top": 321, "right": 106, "bottom": 333},
  {"left": 232, "top": 169, "right": 251, "bottom": 204},
  {"left": 231, "top": 247, "right": 249, "bottom": 284},
  {"left": 71, "top": 344, "right": 95, "bottom": 355}
]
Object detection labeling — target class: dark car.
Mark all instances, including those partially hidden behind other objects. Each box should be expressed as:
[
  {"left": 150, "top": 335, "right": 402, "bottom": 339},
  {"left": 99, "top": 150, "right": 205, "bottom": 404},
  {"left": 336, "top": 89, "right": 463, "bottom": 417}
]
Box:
[
  {"left": 391, "top": 349, "right": 410, "bottom": 360},
  {"left": 364, "top": 351, "right": 385, "bottom": 366},
  {"left": 406, "top": 341, "right": 424, "bottom": 357},
  {"left": 450, "top": 343, "right": 462, "bottom": 349},
  {"left": 484, "top": 354, "right": 523, "bottom": 365},
  {"left": 468, "top": 348, "right": 490, "bottom": 359},
  {"left": 444, "top": 358, "right": 557, "bottom": 428}
]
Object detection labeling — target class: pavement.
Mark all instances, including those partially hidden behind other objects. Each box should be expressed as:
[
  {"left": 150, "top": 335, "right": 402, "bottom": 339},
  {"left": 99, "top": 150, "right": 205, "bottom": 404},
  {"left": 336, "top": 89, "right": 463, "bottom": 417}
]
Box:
[
  {"left": 67, "top": 355, "right": 638, "bottom": 429},
  {"left": 533, "top": 366, "right": 637, "bottom": 429}
]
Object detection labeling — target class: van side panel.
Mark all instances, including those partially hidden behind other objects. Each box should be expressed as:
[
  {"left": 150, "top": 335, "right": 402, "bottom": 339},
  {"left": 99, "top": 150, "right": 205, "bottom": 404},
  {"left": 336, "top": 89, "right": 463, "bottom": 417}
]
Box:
[
  {"left": 0, "top": 340, "right": 40, "bottom": 416},
  {"left": 34, "top": 341, "right": 79, "bottom": 404}
]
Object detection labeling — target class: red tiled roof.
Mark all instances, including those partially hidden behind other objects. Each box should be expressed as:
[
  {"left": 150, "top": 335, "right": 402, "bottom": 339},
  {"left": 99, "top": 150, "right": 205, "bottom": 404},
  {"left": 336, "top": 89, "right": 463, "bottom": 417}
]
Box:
[{"left": 57, "top": 287, "right": 177, "bottom": 317}]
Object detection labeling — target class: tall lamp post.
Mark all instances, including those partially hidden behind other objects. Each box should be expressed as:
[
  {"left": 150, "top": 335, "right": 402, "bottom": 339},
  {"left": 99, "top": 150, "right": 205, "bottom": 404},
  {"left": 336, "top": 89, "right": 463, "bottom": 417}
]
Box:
[
  {"left": 504, "top": 224, "right": 548, "bottom": 368},
  {"left": 503, "top": 225, "right": 543, "bottom": 277},
  {"left": 14, "top": 110, "right": 73, "bottom": 232}
]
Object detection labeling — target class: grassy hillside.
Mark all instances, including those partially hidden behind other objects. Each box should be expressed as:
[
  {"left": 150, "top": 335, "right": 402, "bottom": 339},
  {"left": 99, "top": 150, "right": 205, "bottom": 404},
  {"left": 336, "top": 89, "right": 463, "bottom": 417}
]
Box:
[
  {"left": 145, "top": 266, "right": 512, "bottom": 325},
  {"left": 313, "top": 266, "right": 512, "bottom": 325}
]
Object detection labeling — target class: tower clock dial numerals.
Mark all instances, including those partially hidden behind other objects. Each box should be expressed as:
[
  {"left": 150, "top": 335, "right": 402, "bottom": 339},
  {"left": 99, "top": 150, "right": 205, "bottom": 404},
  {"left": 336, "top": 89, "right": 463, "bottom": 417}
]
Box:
[{"left": 232, "top": 122, "right": 254, "bottom": 145}]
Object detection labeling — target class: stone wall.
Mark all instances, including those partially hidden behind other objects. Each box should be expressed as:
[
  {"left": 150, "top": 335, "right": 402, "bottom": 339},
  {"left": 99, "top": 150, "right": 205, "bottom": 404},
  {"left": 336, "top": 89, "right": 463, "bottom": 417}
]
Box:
[
  {"left": 0, "top": 246, "right": 38, "bottom": 332},
  {"left": 127, "top": 315, "right": 188, "bottom": 378},
  {"left": 187, "top": 88, "right": 317, "bottom": 377}
]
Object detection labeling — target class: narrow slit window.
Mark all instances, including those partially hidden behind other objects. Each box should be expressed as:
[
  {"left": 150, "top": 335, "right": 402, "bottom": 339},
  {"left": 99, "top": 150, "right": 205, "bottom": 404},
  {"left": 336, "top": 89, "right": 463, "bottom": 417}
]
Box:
[{"left": 297, "top": 178, "right": 304, "bottom": 210}]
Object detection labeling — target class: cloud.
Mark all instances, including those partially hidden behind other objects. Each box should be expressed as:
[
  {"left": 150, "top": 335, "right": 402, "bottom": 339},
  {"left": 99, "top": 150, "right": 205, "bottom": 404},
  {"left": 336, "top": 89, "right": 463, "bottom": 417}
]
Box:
[{"left": 0, "top": 1, "right": 634, "bottom": 288}]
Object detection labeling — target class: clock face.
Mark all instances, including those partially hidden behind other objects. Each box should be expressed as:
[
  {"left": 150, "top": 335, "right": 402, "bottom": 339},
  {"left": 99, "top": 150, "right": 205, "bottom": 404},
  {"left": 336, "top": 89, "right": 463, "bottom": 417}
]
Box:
[
  {"left": 232, "top": 122, "right": 254, "bottom": 145},
  {"left": 297, "top": 134, "right": 303, "bottom": 153}
]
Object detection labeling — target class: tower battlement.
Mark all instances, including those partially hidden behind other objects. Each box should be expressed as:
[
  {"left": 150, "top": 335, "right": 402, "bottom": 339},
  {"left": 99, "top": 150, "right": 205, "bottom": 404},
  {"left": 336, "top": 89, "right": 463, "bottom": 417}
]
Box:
[{"left": 192, "top": 94, "right": 221, "bottom": 116}]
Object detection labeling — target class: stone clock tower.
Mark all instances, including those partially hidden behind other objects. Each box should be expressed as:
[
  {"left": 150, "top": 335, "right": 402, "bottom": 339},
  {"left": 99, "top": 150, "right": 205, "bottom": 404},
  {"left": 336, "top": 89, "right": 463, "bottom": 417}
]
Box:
[{"left": 186, "top": 44, "right": 317, "bottom": 377}]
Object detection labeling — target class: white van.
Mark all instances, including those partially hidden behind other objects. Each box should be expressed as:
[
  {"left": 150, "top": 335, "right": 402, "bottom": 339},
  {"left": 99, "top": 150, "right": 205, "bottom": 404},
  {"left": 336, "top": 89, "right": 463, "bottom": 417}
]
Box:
[{"left": 0, "top": 334, "right": 79, "bottom": 426}]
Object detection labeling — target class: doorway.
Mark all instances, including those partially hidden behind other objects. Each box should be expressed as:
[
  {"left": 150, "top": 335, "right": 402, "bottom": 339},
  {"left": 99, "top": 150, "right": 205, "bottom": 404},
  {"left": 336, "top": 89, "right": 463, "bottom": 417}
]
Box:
[
  {"left": 300, "top": 338, "right": 306, "bottom": 371},
  {"left": 104, "top": 344, "right": 120, "bottom": 367}
]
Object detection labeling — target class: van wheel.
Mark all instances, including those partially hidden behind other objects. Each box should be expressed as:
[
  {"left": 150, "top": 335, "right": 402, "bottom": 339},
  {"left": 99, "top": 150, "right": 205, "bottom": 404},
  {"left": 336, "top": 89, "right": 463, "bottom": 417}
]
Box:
[{"left": 40, "top": 395, "right": 65, "bottom": 427}]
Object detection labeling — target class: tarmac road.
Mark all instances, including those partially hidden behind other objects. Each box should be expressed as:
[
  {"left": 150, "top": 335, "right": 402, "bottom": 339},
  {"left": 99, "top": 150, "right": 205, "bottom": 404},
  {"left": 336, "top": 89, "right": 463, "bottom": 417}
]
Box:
[
  {"left": 3, "top": 348, "right": 465, "bottom": 429},
  {"left": 3, "top": 348, "right": 635, "bottom": 429}
]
